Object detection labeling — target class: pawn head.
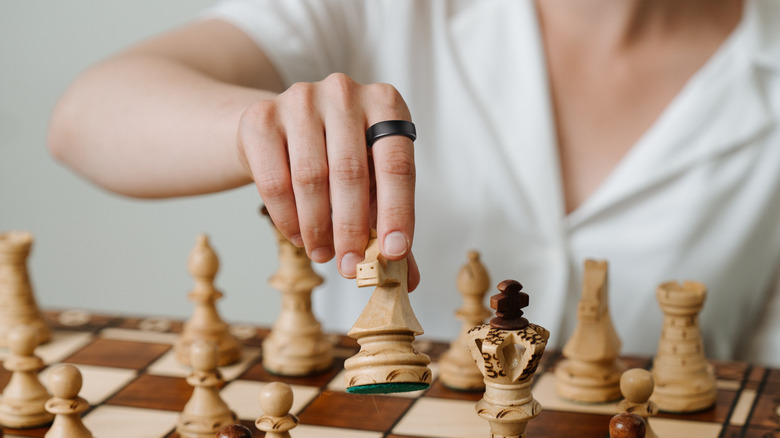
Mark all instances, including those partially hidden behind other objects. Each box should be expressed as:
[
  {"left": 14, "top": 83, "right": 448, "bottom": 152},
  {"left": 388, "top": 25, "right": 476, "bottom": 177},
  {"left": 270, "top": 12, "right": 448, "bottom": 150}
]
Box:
[
  {"left": 48, "top": 364, "right": 83, "bottom": 399},
  {"left": 620, "top": 368, "right": 654, "bottom": 403},
  {"left": 259, "top": 381, "right": 294, "bottom": 417}
]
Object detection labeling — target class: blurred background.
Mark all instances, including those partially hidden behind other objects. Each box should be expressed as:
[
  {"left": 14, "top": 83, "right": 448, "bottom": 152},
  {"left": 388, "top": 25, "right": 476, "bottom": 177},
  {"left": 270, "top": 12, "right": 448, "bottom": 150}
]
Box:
[{"left": 0, "top": 1, "right": 311, "bottom": 330}]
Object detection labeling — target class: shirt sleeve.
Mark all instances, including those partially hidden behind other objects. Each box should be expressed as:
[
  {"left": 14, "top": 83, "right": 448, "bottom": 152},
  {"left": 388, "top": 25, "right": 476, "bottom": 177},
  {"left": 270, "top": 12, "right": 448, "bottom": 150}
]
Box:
[{"left": 202, "top": 0, "right": 366, "bottom": 86}]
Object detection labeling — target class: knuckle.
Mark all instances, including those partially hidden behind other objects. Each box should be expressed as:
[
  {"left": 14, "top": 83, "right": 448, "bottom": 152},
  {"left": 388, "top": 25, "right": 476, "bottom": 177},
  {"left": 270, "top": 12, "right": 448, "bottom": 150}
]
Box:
[
  {"left": 367, "top": 83, "right": 409, "bottom": 115},
  {"left": 376, "top": 148, "right": 415, "bottom": 178},
  {"left": 292, "top": 163, "right": 329, "bottom": 192},
  {"left": 255, "top": 170, "right": 290, "bottom": 199},
  {"left": 322, "top": 73, "right": 357, "bottom": 110},
  {"left": 334, "top": 220, "right": 367, "bottom": 241},
  {"left": 283, "top": 82, "right": 317, "bottom": 110},
  {"left": 241, "top": 100, "right": 276, "bottom": 129},
  {"left": 331, "top": 156, "right": 369, "bottom": 185}
]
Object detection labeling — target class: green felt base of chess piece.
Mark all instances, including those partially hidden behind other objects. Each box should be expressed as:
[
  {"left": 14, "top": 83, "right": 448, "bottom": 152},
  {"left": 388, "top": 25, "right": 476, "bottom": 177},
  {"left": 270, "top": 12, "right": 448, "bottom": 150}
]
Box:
[{"left": 346, "top": 382, "right": 430, "bottom": 394}]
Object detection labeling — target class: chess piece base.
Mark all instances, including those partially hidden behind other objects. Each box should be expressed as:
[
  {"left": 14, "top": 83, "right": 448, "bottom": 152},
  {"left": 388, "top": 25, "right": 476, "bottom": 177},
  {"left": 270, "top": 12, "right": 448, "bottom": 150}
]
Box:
[
  {"left": 554, "top": 359, "right": 626, "bottom": 403},
  {"left": 344, "top": 332, "right": 431, "bottom": 392},
  {"left": 175, "top": 336, "right": 241, "bottom": 368},
  {"left": 439, "top": 350, "right": 485, "bottom": 391},
  {"left": 262, "top": 335, "right": 333, "bottom": 376},
  {"left": 0, "top": 396, "right": 53, "bottom": 429},
  {"left": 651, "top": 370, "right": 717, "bottom": 412}
]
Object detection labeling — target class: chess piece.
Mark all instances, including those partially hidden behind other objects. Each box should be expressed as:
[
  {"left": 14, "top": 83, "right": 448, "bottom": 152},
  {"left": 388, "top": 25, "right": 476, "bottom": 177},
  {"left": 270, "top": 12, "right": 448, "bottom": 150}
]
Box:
[
  {"left": 0, "top": 325, "right": 54, "bottom": 428},
  {"left": 255, "top": 382, "right": 299, "bottom": 438},
  {"left": 175, "top": 234, "right": 241, "bottom": 367},
  {"left": 555, "top": 259, "right": 626, "bottom": 402},
  {"left": 439, "top": 251, "right": 492, "bottom": 391},
  {"left": 650, "top": 281, "right": 716, "bottom": 412},
  {"left": 261, "top": 207, "right": 333, "bottom": 376},
  {"left": 0, "top": 231, "right": 50, "bottom": 347},
  {"left": 344, "top": 230, "right": 432, "bottom": 394},
  {"left": 215, "top": 424, "right": 253, "bottom": 438},
  {"left": 617, "top": 368, "right": 658, "bottom": 438},
  {"left": 467, "top": 280, "right": 550, "bottom": 438},
  {"left": 44, "top": 364, "right": 92, "bottom": 438},
  {"left": 610, "top": 412, "right": 646, "bottom": 438},
  {"left": 177, "top": 339, "right": 238, "bottom": 438}
]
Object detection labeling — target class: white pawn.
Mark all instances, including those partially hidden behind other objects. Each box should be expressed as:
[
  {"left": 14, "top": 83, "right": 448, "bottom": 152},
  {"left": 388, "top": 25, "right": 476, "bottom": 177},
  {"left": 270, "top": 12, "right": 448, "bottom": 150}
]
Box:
[
  {"left": 177, "top": 340, "right": 237, "bottom": 438},
  {"left": 44, "top": 364, "right": 92, "bottom": 438},
  {"left": 617, "top": 369, "right": 658, "bottom": 438},
  {"left": 0, "top": 325, "right": 54, "bottom": 428},
  {"left": 255, "top": 382, "right": 299, "bottom": 438}
]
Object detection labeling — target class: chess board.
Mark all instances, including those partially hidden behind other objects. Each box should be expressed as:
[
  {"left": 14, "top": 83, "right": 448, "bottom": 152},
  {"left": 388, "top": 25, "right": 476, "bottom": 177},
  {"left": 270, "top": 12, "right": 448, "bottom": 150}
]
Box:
[{"left": 0, "top": 310, "right": 777, "bottom": 438}]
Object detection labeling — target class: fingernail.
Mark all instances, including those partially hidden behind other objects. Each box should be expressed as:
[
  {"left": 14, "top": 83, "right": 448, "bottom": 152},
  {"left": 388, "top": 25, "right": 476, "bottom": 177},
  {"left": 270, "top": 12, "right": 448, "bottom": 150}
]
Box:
[
  {"left": 311, "top": 247, "right": 334, "bottom": 263},
  {"left": 384, "top": 231, "right": 408, "bottom": 257},
  {"left": 290, "top": 234, "right": 303, "bottom": 247},
  {"left": 340, "top": 252, "right": 363, "bottom": 277}
]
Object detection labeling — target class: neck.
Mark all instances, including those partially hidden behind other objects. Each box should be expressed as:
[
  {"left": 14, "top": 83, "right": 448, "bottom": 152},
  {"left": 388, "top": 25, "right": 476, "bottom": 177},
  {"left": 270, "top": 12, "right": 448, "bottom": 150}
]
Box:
[{"left": 535, "top": 0, "right": 743, "bottom": 50}]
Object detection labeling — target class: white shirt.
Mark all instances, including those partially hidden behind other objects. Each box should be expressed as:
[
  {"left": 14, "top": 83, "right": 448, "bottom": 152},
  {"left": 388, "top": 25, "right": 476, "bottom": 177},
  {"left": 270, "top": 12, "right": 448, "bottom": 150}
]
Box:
[{"left": 206, "top": 0, "right": 780, "bottom": 365}]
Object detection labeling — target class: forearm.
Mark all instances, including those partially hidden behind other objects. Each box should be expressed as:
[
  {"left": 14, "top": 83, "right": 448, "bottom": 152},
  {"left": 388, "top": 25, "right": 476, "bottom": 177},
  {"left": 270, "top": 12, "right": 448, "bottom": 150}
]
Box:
[{"left": 48, "top": 53, "right": 274, "bottom": 198}]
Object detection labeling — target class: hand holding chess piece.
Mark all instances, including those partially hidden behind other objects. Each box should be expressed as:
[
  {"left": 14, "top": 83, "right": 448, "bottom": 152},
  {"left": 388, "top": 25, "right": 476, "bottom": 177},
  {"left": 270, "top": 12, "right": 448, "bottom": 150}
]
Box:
[
  {"left": 0, "top": 325, "right": 53, "bottom": 428},
  {"left": 255, "top": 382, "right": 298, "bottom": 438},
  {"left": 467, "top": 280, "right": 550, "bottom": 438},
  {"left": 610, "top": 412, "right": 646, "bottom": 438},
  {"left": 344, "top": 230, "right": 431, "bottom": 394},
  {"left": 44, "top": 364, "right": 92, "bottom": 438}
]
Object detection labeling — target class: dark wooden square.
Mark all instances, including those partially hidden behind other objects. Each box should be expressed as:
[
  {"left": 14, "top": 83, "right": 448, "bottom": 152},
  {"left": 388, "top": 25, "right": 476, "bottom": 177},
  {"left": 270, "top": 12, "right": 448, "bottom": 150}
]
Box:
[
  {"left": 64, "top": 338, "right": 171, "bottom": 370},
  {"left": 297, "top": 390, "right": 414, "bottom": 432},
  {"left": 525, "top": 409, "right": 612, "bottom": 438},
  {"left": 424, "top": 379, "right": 482, "bottom": 402},
  {"left": 106, "top": 374, "right": 193, "bottom": 411}
]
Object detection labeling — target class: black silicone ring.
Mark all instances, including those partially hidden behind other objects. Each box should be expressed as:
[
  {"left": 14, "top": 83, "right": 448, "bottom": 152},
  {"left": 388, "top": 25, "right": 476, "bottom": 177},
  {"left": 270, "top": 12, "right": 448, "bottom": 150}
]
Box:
[{"left": 365, "top": 120, "right": 417, "bottom": 148}]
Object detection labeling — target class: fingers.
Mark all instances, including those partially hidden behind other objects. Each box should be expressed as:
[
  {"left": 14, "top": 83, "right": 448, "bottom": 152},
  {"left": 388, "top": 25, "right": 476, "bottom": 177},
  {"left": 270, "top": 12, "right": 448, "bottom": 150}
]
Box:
[
  {"left": 238, "top": 101, "right": 302, "bottom": 247},
  {"left": 407, "top": 251, "right": 420, "bottom": 292},
  {"left": 283, "top": 83, "right": 334, "bottom": 262},
  {"left": 240, "top": 74, "right": 415, "bottom": 280},
  {"left": 363, "top": 84, "right": 416, "bottom": 263},
  {"left": 322, "top": 78, "right": 371, "bottom": 276}
]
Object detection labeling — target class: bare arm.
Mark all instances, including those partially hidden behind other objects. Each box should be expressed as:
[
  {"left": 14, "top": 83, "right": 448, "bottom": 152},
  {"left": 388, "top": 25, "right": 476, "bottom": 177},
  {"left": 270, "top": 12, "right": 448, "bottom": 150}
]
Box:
[
  {"left": 48, "top": 19, "right": 283, "bottom": 198},
  {"left": 48, "top": 18, "right": 419, "bottom": 289}
]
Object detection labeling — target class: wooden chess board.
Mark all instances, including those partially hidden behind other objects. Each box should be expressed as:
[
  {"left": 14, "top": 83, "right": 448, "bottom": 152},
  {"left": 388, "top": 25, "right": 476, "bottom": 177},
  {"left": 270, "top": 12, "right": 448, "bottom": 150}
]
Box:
[{"left": 0, "top": 310, "right": 777, "bottom": 438}]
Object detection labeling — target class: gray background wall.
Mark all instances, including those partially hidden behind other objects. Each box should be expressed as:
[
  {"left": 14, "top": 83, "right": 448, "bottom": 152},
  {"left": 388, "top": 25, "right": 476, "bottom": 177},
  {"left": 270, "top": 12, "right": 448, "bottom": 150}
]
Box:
[{"left": 0, "top": 1, "right": 291, "bottom": 329}]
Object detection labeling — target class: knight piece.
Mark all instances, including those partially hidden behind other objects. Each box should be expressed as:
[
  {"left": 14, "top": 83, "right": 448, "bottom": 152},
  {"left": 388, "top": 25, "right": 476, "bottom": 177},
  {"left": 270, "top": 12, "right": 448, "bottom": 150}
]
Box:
[
  {"left": 0, "top": 231, "right": 50, "bottom": 347},
  {"left": 467, "top": 280, "right": 550, "bottom": 438},
  {"left": 555, "top": 259, "right": 626, "bottom": 402},
  {"left": 175, "top": 234, "right": 241, "bottom": 367},
  {"left": 261, "top": 207, "right": 333, "bottom": 376},
  {"left": 650, "top": 281, "right": 716, "bottom": 412},
  {"left": 344, "top": 230, "right": 432, "bottom": 394},
  {"left": 439, "top": 251, "right": 492, "bottom": 391}
]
